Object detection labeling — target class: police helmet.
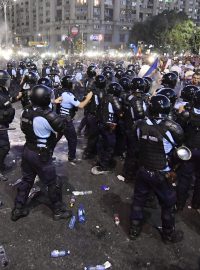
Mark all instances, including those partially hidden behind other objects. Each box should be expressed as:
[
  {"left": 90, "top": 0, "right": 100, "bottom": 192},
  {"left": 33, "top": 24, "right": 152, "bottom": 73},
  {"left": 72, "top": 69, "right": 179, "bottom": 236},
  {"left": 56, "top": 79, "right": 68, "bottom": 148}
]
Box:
[
  {"left": 115, "top": 69, "right": 124, "bottom": 80},
  {"left": 7, "top": 62, "right": 12, "bottom": 69},
  {"left": 24, "top": 71, "right": 38, "bottom": 84},
  {"left": 180, "top": 85, "right": 199, "bottom": 103},
  {"left": 0, "top": 70, "right": 11, "bottom": 89},
  {"left": 162, "top": 72, "right": 178, "bottom": 89},
  {"left": 87, "top": 65, "right": 97, "bottom": 78},
  {"left": 38, "top": 77, "right": 53, "bottom": 88},
  {"left": 148, "top": 94, "right": 171, "bottom": 116},
  {"left": 125, "top": 69, "right": 136, "bottom": 79},
  {"left": 115, "top": 63, "right": 123, "bottom": 70},
  {"left": 157, "top": 88, "right": 177, "bottom": 105},
  {"left": 29, "top": 63, "right": 37, "bottom": 72},
  {"left": 131, "top": 78, "right": 145, "bottom": 93},
  {"left": 119, "top": 77, "right": 131, "bottom": 92},
  {"left": 103, "top": 66, "right": 112, "bottom": 73},
  {"left": 61, "top": 75, "right": 73, "bottom": 89},
  {"left": 107, "top": 82, "right": 123, "bottom": 97},
  {"left": 19, "top": 61, "right": 26, "bottom": 69},
  {"left": 30, "top": 85, "right": 52, "bottom": 107},
  {"left": 102, "top": 70, "right": 113, "bottom": 81},
  {"left": 95, "top": 75, "right": 106, "bottom": 89},
  {"left": 127, "top": 64, "right": 135, "bottom": 71}
]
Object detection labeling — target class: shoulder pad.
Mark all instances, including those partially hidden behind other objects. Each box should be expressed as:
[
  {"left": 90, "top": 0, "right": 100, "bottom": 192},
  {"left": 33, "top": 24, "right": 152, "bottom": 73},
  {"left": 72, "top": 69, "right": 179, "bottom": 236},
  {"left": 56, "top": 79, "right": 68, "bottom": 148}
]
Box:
[
  {"left": 112, "top": 96, "right": 122, "bottom": 111},
  {"left": 162, "top": 119, "right": 184, "bottom": 145},
  {"left": 43, "top": 110, "right": 65, "bottom": 133}
]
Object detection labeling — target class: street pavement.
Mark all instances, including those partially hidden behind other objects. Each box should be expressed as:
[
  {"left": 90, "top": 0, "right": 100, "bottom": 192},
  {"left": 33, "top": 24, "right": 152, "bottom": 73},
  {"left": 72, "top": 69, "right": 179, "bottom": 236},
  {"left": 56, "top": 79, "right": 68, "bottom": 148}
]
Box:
[{"left": 0, "top": 102, "right": 200, "bottom": 270}]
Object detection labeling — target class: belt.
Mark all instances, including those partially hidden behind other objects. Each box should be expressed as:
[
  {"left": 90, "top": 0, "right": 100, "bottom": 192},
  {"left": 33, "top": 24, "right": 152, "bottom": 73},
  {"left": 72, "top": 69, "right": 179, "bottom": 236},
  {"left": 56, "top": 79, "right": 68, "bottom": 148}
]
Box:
[{"left": 25, "top": 144, "right": 48, "bottom": 153}]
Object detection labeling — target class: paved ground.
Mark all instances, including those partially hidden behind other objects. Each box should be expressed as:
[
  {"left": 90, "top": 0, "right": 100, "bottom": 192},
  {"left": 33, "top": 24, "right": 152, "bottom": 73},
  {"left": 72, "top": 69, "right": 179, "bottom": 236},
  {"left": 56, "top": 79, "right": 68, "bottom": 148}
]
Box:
[{"left": 0, "top": 102, "right": 200, "bottom": 270}]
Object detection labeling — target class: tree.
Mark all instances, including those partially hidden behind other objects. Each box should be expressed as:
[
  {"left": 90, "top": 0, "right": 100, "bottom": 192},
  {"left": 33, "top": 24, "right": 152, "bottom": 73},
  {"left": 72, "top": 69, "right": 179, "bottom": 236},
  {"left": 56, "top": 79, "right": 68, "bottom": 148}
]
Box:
[
  {"left": 166, "top": 20, "right": 196, "bottom": 53},
  {"left": 129, "top": 10, "right": 190, "bottom": 53},
  {"left": 190, "top": 27, "right": 200, "bottom": 54}
]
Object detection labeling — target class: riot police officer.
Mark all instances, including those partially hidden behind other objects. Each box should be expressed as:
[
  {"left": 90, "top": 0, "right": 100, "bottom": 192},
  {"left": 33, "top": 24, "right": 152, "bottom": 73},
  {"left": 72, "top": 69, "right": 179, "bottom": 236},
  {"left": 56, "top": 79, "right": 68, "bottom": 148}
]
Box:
[
  {"left": 130, "top": 94, "right": 184, "bottom": 243},
  {"left": 83, "top": 75, "right": 106, "bottom": 159},
  {"left": 157, "top": 88, "right": 178, "bottom": 121},
  {"left": 7, "top": 61, "right": 17, "bottom": 97},
  {"left": 16, "top": 61, "right": 28, "bottom": 83},
  {"left": 121, "top": 77, "right": 146, "bottom": 182},
  {"left": 11, "top": 84, "right": 72, "bottom": 221},
  {"left": 161, "top": 72, "right": 178, "bottom": 89},
  {"left": 47, "top": 67, "right": 61, "bottom": 89},
  {"left": 91, "top": 82, "right": 122, "bottom": 175},
  {"left": 42, "top": 60, "right": 51, "bottom": 77},
  {"left": 57, "top": 76, "right": 93, "bottom": 164},
  {"left": 0, "top": 70, "right": 15, "bottom": 181},
  {"left": 176, "top": 90, "right": 200, "bottom": 211},
  {"left": 77, "top": 65, "right": 96, "bottom": 135},
  {"left": 17, "top": 71, "right": 38, "bottom": 108}
]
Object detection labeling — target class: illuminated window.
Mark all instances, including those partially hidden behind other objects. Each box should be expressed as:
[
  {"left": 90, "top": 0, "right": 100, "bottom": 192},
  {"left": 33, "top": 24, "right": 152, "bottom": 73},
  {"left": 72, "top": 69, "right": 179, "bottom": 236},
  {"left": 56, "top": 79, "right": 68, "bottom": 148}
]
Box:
[
  {"left": 76, "top": 0, "right": 87, "bottom": 4},
  {"left": 94, "top": 0, "right": 100, "bottom": 6}
]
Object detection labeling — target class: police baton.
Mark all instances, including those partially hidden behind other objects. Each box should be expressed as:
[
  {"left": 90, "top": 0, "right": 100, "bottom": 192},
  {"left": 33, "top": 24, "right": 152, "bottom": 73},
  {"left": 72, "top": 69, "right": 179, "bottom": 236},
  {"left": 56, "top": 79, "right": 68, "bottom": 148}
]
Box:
[{"left": 0, "top": 128, "right": 16, "bottom": 131}]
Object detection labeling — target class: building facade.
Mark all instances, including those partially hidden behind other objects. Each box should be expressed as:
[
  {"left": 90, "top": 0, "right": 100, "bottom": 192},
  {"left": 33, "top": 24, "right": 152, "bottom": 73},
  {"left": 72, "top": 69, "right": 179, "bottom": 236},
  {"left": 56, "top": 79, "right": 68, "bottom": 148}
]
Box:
[{"left": 2, "top": 0, "right": 200, "bottom": 49}]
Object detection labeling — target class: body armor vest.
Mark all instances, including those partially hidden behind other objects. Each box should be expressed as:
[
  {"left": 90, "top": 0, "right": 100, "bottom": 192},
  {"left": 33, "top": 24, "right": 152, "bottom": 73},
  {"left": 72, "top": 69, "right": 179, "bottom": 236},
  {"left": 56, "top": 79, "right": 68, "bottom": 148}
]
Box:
[
  {"left": 100, "top": 94, "right": 121, "bottom": 124},
  {"left": 7, "top": 69, "right": 15, "bottom": 79},
  {"left": 21, "top": 83, "right": 35, "bottom": 108},
  {"left": 137, "top": 120, "right": 168, "bottom": 171},
  {"left": 59, "top": 90, "right": 77, "bottom": 119},
  {"left": 123, "top": 95, "right": 145, "bottom": 128},
  {"left": 186, "top": 109, "right": 200, "bottom": 149},
  {"left": 21, "top": 106, "right": 56, "bottom": 151},
  {"left": 0, "top": 87, "right": 15, "bottom": 126}
]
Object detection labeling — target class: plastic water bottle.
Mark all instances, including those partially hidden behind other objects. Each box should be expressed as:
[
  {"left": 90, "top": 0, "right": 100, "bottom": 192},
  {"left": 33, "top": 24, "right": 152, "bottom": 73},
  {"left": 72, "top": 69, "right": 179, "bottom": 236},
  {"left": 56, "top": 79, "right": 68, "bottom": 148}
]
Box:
[
  {"left": 72, "top": 191, "right": 93, "bottom": 196},
  {"left": 84, "top": 261, "right": 111, "bottom": 270},
  {"left": 0, "top": 245, "right": 9, "bottom": 267},
  {"left": 69, "top": 215, "right": 76, "bottom": 229},
  {"left": 101, "top": 185, "right": 110, "bottom": 191},
  {"left": 78, "top": 204, "right": 86, "bottom": 223},
  {"left": 50, "top": 250, "right": 70, "bottom": 258},
  {"left": 84, "top": 266, "right": 105, "bottom": 270}
]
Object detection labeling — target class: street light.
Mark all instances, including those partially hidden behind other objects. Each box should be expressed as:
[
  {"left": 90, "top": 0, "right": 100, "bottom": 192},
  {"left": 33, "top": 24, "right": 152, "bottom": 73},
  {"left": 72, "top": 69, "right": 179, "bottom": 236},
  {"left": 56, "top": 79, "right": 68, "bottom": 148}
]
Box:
[{"left": 0, "top": 0, "right": 17, "bottom": 47}]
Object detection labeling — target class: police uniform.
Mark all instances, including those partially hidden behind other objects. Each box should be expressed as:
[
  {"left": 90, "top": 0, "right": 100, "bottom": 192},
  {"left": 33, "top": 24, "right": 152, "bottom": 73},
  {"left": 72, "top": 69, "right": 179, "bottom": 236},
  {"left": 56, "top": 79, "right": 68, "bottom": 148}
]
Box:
[
  {"left": 122, "top": 92, "right": 146, "bottom": 181},
  {"left": 77, "top": 77, "right": 95, "bottom": 135},
  {"left": 57, "top": 90, "right": 80, "bottom": 161},
  {"left": 177, "top": 106, "right": 200, "bottom": 210},
  {"left": 83, "top": 84, "right": 101, "bottom": 159},
  {"left": 92, "top": 91, "right": 122, "bottom": 173},
  {"left": 46, "top": 74, "right": 61, "bottom": 88},
  {"left": 131, "top": 117, "right": 183, "bottom": 240},
  {"left": 0, "top": 86, "right": 15, "bottom": 180},
  {"left": 130, "top": 94, "right": 184, "bottom": 243},
  {"left": 12, "top": 86, "right": 72, "bottom": 221}
]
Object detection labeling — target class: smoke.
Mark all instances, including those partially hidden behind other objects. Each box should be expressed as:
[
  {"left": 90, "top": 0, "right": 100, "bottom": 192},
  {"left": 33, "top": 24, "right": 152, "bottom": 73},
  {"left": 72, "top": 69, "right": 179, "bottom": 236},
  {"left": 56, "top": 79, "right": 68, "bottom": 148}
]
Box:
[{"left": 0, "top": 15, "right": 11, "bottom": 47}]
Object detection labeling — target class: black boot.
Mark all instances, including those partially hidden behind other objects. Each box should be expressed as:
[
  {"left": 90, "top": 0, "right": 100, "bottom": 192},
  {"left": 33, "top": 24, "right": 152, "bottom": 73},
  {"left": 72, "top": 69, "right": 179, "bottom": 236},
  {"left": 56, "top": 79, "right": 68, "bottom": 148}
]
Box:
[
  {"left": 129, "top": 221, "right": 142, "bottom": 240},
  {"left": 11, "top": 206, "right": 29, "bottom": 221},
  {"left": 161, "top": 230, "right": 184, "bottom": 244}
]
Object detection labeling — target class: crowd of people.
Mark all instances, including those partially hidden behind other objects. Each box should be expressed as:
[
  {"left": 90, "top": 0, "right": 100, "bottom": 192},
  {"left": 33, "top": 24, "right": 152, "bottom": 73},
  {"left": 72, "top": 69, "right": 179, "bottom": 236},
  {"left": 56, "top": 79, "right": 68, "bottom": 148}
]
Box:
[{"left": 0, "top": 55, "right": 200, "bottom": 245}]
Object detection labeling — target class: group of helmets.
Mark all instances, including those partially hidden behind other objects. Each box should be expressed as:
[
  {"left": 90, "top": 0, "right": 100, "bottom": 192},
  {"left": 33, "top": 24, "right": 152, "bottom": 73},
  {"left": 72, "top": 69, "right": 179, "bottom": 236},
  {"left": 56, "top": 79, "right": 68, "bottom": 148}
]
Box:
[{"left": 86, "top": 63, "right": 154, "bottom": 98}]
